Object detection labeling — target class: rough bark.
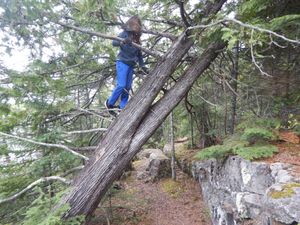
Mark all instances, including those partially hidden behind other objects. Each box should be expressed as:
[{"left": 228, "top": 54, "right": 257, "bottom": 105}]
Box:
[
  {"left": 61, "top": 41, "right": 226, "bottom": 219},
  {"left": 170, "top": 112, "right": 176, "bottom": 180},
  {"left": 229, "top": 41, "right": 239, "bottom": 134},
  {"left": 60, "top": 32, "right": 195, "bottom": 218},
  {"left": 59, "top": 0, "right": 227, "bottom": 219}
]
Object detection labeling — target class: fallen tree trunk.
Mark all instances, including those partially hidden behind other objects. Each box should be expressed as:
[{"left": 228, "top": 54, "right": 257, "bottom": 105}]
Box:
[{"left": 58, "top": 0, "right": 227, "bottom": 219}]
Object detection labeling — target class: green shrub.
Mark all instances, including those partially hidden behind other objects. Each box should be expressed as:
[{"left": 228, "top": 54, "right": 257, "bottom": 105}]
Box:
[
  {"left": 242, "top": 127, "right": 275, "bottom": 143},
  {"left": 23, "top": 188, "right": 84, "bottom": 225},
  {"left": 195, "top": 145, "right": 232, "bottom": 160},
  {"left": 237, "top": 117, "right": 281, "bottom": 131},
  {"left": 195, "top": 136, "right": 278, "bottom": 161},
  {"left": 233, "top": 144, "right": 278, "bottom": 160}
]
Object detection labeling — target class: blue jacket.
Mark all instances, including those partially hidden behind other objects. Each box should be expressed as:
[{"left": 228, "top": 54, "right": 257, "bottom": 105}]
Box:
[{"left": 112, "top": 31, "right": 145, "bottom": 67}]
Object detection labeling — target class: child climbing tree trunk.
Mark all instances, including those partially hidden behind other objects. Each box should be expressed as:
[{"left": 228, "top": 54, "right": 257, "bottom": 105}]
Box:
[{"left": 57, "top": 0, "right": 227, "bottom": 219}]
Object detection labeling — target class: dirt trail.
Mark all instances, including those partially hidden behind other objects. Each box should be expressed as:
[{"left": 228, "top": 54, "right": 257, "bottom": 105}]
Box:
[{"left": 90, "top": 167, "right": 211, "bottom": 225}]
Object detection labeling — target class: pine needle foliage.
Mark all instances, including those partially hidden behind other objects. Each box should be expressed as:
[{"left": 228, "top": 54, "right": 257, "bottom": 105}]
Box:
[
  {"left": 233, "top": 144, "right": 278, "bottom": 160},
  {"left": 23, "top": 188, "right": 84, "bottom": 225},
  {"left": 195, "top": 138, "right": 278, "bottom": 161},
  {"left": 196, "top": 118, "right": 279, "bottom": 161},
  {"left": 241, "top": 127, "right": 275, "bottom": 143}
]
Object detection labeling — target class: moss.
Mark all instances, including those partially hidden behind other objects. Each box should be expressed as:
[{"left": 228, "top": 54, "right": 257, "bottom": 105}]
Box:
[
  {"left": 161, "top": 179, "right": 184, "bottom": 198},
  {"left": 132, "top": 160, "right": 143, "bottom": 168},
  {"left": 269, "top": 183, "right": 300, "bottom": 199}
]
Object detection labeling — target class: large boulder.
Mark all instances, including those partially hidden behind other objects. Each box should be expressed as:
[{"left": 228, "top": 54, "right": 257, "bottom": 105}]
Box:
[{"left": 135, "top": 148, "right": 171, "bottom": 181}]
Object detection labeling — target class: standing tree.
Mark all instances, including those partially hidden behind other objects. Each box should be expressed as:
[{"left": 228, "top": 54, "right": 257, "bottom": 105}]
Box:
[{"left": 0, "top": 0, "right": 299, "bottom": 223}]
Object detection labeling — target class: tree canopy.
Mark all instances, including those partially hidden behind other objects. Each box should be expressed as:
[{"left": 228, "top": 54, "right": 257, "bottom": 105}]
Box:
[{"left": 0, "top": 0, "right": 299, "bottom": 224}]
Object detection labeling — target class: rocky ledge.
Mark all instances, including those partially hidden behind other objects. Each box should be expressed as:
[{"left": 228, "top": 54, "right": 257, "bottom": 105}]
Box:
[{"left": 178, "top": 155, "right": 300, "bottom": 225}]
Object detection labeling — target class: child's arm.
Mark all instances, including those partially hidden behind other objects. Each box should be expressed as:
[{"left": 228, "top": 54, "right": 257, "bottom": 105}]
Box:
[{"left": 112, "top": 31, "right": 127, "bottom": 47}]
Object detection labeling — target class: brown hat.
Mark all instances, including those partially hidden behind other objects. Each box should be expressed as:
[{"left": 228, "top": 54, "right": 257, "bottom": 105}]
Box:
[{"left": 125, "top": 15, "right": 142, "bottom": 35}]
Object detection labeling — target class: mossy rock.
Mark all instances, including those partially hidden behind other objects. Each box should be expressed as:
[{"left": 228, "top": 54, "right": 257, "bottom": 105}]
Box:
[{"left": 269, "top": 183, "right": 300, "bottom": 199}]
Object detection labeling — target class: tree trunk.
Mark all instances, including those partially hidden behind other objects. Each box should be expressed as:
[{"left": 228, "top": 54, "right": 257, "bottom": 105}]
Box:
[
  {"left": 190, "top": 112, "right": 195, "bottom": 148},
  {"left": 59, "top": 0, "right": 227, "bottom": 219},
  {"left": 170, "top": 112, "right": 176, "bottom": 180},
  {"left": 229, "top": 41, "right": 239, "bottom": 134},
  {"left": 60, "top": 41, "right": 226, "bottom": 219},
  {"left": 59, "top": 32, "right": 195, "bottom": 217}
]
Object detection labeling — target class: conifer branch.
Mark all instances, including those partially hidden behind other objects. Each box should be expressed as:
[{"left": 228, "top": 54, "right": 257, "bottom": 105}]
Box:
[
  {"left": 0, "top": 176, "right": 71, "bottom": 205},
  {"left": 54, "top": 21, "right": 162, "bottom": 58},
  {"left": 0, "top": 132, "right": 89, "bottom": 161},
  {"left": 188, "top": 18, "right": 300, "bottom": 45}
]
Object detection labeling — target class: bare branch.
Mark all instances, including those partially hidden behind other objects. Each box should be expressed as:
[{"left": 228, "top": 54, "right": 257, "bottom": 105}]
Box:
[
  {"left": 142, "top": 29, "right": 177, "bottom": 41},
  {"left": 199, "top": 95, "right": 218, "bottom": 107},
  {"left": 145, "top": 18, "right": 184, "bottom": 27},
  {"left": 61, "top": 166, "right": 85, "bottom": 177},
  {"left": 77, "top": 108, "right": 112, "bottom": 121},
  {"left": 0, "top": 132, "right": 89, "bottom": 161},
  {"left": 70, "top": 146, "right": 97, "bottom": 152},
  {"left": 0, "top": 176, "right": 70, "bottom": 205},
  {"left": 250, "top": 30, "right": 272, "bottom": 77},
  {"left": 175, "top": 0, "right": 191, "bottom": 27},
  {"left": 54, "top": 21, "right": 162, "bottom": 58},
  {"left": 269, "top": 34, "right": 287, "bottom": 48},
  {"left": 65, "top": 128, "right": 107, "bottom": 135},
  {"left": 188, "top": 18, "right": 300, "bottom": 45}
]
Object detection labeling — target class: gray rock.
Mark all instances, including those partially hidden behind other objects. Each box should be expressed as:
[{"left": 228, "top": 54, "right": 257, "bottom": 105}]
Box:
[
  {"left": 136, "top": 148, "right": 164, "bottom": 160},
  {"left": 178, "top": 155, "right": 300, "bottom": 225},
  {"left": 266, "top": 183, "right": 300, "bottom": 224},
  {"left": 163, "top": 143, "right": 172, "bottom": 155},
  {"left": 135, "top": 149, "right": 171, "bottom": 181}
]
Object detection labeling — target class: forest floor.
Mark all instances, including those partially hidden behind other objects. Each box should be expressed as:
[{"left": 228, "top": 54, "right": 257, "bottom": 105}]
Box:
[
  {"left": 89, "top": 166, "right": 211, "bottom": 225},
  {"left": 262, "top": 130, "right": 300, "bottom": 176},
  {"left": 88, "top": 131, "right": 300, "bottom": 225}
]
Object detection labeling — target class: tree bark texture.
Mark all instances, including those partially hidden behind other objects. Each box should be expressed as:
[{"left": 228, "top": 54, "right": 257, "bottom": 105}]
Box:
[
  {"left": 60, "top": 32, "right": 195, "bottom": 218},
  {"left": 59, "top": 0, "right": 227, "bottom": 219},
  {"left": 170, "top": 112, "right": 176, "bottom": 180},
  {"left": 229, "top": 41, "right": 239, "bottom": 134}
]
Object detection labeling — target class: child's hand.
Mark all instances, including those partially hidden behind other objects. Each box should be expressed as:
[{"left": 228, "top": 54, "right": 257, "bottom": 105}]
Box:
[{"left": 122, "top": 38, "right": 132, "bottom": 45}]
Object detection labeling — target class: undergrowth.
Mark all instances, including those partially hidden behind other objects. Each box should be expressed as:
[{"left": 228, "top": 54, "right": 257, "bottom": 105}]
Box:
[
  {"left": 195, "top": 118, "right": 280, "bottom": 161},
  {"left": 161, "top": 179, "right": 184, "bottom": 198},
  {"left": 23, "top": 188, "right": 84, "bottom": 225}
]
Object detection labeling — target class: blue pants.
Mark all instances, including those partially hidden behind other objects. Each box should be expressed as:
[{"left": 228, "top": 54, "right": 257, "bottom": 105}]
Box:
[{"left": 108, "top": 61, "right": 134, "bottom": 109}]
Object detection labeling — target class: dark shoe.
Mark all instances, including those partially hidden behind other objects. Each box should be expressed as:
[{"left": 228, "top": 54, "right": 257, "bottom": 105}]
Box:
[
  {"left": 105, "top": 99, "right": 112, "bottom": 109},
  {"left": 105, "top": 100, "right": 117, "bottom": 117}
]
